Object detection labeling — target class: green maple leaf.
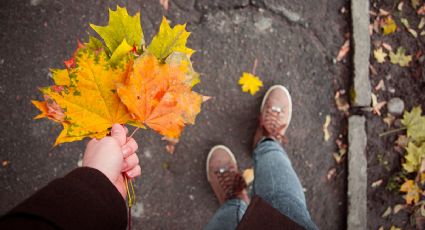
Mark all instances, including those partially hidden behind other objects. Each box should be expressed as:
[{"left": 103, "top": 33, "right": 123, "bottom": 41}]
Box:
[
  {"left": 402, "top": 106, "right": 425, "bottom": 143},
  {"left": 148, "top": 17, "right": 194, "bottom": 61},
  {"left": 403, "top": 142, "right": 425, "bottom": 173},
  {"left": 90, "top": 6, "right": 144, "bottom": 54}
]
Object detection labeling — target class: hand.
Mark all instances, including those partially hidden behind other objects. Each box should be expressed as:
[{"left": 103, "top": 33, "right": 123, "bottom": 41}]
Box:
[{"left": 82, "top": 124, "right": 141, "bottom": 198}]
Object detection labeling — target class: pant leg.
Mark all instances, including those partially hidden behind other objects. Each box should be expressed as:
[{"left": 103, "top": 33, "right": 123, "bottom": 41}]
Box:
[
  {"left": 253, "top": 139, "right": 318, "bottom": 230},
  {"left": 204, "top": 199, "right": 247, "bottom": 230}
]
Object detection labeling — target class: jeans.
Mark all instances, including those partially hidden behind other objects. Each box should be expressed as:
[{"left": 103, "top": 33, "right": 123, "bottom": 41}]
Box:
[{"left": 204, "top": 140, "right": 318, "bottom": 230}]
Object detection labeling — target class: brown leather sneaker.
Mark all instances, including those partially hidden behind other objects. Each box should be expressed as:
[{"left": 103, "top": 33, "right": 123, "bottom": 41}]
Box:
[
  {"left": 206, "top": 145, "right": 248, "bottom": 204},
  {"left": 253, "top": 85, "right": 292, "bottom": 147}
]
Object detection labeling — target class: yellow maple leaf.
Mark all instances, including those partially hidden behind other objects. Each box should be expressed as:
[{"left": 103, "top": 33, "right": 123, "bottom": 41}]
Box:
[
  {"left": 374, "top": 48, "right": 388, "bottom": 63},
  {"left": 50, "top": 68, "right": 70, "bottom": 86},
  {"left": 389, "top": 47, "right": 412, "bottom": 67},
  {"left": 400, "top": 179, "right": 422, "bottom": 205},
  {"left": 147, "top": 17, "right": 194, "bottom": 60},
  {"left": 238, "top": 72, "right": 263, "bottom": 95},
  {"left": 32, "top": 95, "right": 65, "bottom": 122},
  {"left": 382, "top": 16, "right": 397, "bottom": 35},
  {"left": 39, "top": 49, "right": 131, "bottom": 145},
  {"left": 117, "top": 54, "right": 203, "bottom": 139},
  {"left": 403, "top": 142, "right": 425, "bottom": 172},
  {"left": 402, "top": 106, "right": 425, "bottom": 143}
]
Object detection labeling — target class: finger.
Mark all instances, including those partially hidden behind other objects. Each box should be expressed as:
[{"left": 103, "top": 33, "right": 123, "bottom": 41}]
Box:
[
  {"left": 86, "top": 138, "right": 99, "bottom": 147},
  {"left": 124, "top": 126, "right": 129, "bottom": 135},
  {"left": 110, "top": 124, "right": 126, "bottom": 146},
  {"left": 126, "top": 165, "right": 141, "bottom": 178},
  {"left": 122, "top": 138, "right": 138, "bottom": 158},
  {"left": 122, "top": 154, "right": 139, "bottom": 171}
]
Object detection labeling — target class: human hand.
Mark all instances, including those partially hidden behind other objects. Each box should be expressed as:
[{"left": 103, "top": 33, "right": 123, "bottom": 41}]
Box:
[{"left": 82, "top": 124, "right": 141, "bottom": 198}]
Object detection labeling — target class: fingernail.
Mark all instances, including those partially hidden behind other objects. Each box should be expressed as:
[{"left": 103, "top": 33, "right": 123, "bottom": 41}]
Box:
[{"left": 122, "top": 146, "right": 131, "bottom": 156}]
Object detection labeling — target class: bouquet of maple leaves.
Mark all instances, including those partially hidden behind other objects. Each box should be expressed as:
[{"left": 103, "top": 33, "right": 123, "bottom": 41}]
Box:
[{"left": 32, "top": 6, "right": 204, "bottom": 146}]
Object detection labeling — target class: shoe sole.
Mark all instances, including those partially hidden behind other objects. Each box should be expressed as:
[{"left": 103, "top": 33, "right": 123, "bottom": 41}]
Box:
[
  {"left": 260, "top": 85, "right": 292, "bottom": 128},
  {"left": 206, "top": 145, "right": 237, "bottom": 182}
]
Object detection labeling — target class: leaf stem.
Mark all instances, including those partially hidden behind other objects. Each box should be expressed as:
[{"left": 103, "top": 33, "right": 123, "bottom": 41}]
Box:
[
  {"left": 252, "top": 58, "right": 258, "bottom": 75},
  {"left": 129, "top": 127, "right": 140, "bottom": 138},
  {"left": 379, "top": 127, "right": 407, "bottom": 137}
]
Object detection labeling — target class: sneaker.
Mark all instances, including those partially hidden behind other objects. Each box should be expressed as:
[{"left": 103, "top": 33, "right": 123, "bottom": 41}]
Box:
[
  {"left": 253, "top": 85, "right": 292, "bottom": 147},
  {"left": 206, "top": 145, "right": 248, "bottom": 204}
]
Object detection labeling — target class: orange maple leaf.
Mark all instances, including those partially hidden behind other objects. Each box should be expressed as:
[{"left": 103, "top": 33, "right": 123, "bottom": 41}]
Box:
[{"left": 117, "top": 54, "right": 203, "bottom": 138}]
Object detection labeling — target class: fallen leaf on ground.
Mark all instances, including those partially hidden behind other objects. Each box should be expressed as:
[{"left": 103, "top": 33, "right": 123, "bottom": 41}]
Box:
[
  {"left": 159, "top": 0, "right": 169, "bottom": 11},
  {"left": 383, "top": 113, "right": 395, "bottom": 127},
  {"left": 378, "top": 226, "right": 384, "bottom": 230},
  {"left": 393, "top": 204, "right": 405, "bottom": 214},
  {"left": 323, "top": 115, "right": 331, "bottom": 141},
  {"left": 401, "top": 106, "right": 425, "bottom": 143},
  {"left": 398, "top": 1, "right": 404, "bottom": 11},
  {"left": 326, "top": 168, "right": 337, "bottom": 181},
  {"left": 243, "top": 168, "right": 254, "bottom": 185},
  {"left": 381, "top": 16, "right": 397, "bottom": 35},
  {"left": 379, "top": 9, "right": 390, "bottom": 16},
  {"left": 2, "top": 160, "right": 9, "bottom": 167},
  {"left": 390, "top": 47, "right": 412, "bottom": 67},
  {"left": 390, "top": 226, "right": 402, "bottom": 230},
  {"left": 382, "top": 42, "right": 393, "bottom": 51},
  {"left": 381, "top": 206, "right": 392, "bottom": 218},
  {"left": 418, "top": 4, "right": 425, "bottom": 14},
  {"left": 370, "top": 65, "right": 378, "bottom": 76},
  {"left": 400, "top": 179, "right": 422, "bottom": 204},
  {"left": 401, "top": 18, "right": 418, "bottom": 38},
  {"left": 419, "top": 18, "right": 425, "bottom": 29},
  {"left": 375, "top": 79, "right": 386, "bottom": 91},
  {"left": 238, "top": 72, "right": 263, "bottom": 95},
  {"left": 162, "top": 136, "right": 179, "bottom": 154},
  {"left": 335, "top": 91, "right": 350, "bottom": 113},
  {"left": 403, "top": 143, "right": 425, "bottom": 173},
  {"left": 395, "top": 135, "right": 409, "bottom": 149},
  {"left": 372, "top": 179, "right": 384, "bottom": 188},
  {"left": 412, "top": 0, "right": 422, "bottom": 9},
  {"left": 371, "top": 93, "right": 387, "bottom": 116},
  {"left": 336, "top": 39, "right": 350, "bottom": 62},
  {"left": 374, "top": 48, "right": 388, "bottom": 63}
]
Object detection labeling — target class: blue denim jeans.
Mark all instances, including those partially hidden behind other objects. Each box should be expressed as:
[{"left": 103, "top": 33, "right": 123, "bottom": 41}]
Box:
[{"left": 204, "top": 140, "right": 318, "bottom": 230}]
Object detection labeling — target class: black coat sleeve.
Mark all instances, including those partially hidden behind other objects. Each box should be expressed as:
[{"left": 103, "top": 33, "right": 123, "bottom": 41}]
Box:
[{"left": 0, "top": 167, "right": 128, "bottom": 230}]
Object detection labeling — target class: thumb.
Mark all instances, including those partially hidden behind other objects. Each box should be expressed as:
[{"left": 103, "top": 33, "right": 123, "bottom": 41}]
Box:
[{"left": 110, "top": 124, "right": 127, "bottom": 146}]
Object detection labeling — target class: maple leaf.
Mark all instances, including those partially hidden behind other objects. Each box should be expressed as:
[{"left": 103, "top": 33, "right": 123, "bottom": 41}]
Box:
[
  {"left": 381, "top": 16, "right": 397, "bottom": 35},
  {"left": 403, "top": 143, "right": 425, "bottom": 173},
  {"left": 109, "top": 39, "right": 133, "bottom": 66},
  {"left": 39, "top": 49, "right": 131, "bottom": 145},
  {"left": 400, "top": 179, "right": 422, "bottom": 204},
  {"left": 148, "top": 17, "right": 194, "bottom": 60},
  {"left": 116, "top": 54, "right": 203, "bottom": 139},
  {"left": 166, "top": 52, "right": 200, "bottom": 87},
  {"left": 90, "top": 6, "right": 144, "bottom": 53},
  {"left": 402, "top": 106, "right": 425, "bottom": 143},
  {"left": 50, "top": 68, "right": 70, "bottom": 86},
  {"left": 389, "top": 47, "right": 412, "bottom": 67},
  {"left": 32, "top": 95, "right": 65, "bottom": 122},
  {"left": 374, "top": 47, "right": 388, "bottom": 63},
  {"left": 238, "top": 72, "right": 263, "bottom": 95}
]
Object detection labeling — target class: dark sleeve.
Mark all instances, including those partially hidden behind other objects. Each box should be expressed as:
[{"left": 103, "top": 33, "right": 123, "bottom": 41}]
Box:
[
  {"left": 0, "top": 167, "right": 128, "bottom": 230},
  {"left": 236, "top": 195, "right": 305, "bottom": 230}
]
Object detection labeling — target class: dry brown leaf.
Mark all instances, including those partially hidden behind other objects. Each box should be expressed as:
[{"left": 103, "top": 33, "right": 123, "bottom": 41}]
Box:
[
  {"left": 382, "top": 206, "right": 392, "bottom": 218},
  {"left": 370, "top": 65, "right": 378, "bottom": 76},
  {"left": 382, "top": 42, "right": 393, "bottom": 52},
  {"left": 373, "top": 101, "right": 387, "bottom": 116},
  {"left": 393, "top": 204, "right": 405, "bottom": 214},
  {"left": 395, "top": 135, "right": 409, "bottom": 149},
  {"left": 418, "top": 4, "right": 425, "bottom": 14},
  {"left": 369, "top": 24, "right": 374, "bottom": 35},
  {"left": 383, "top": 113, "right": 396, "bottom": 127},
  {"left": 162, "top": 136, "right": 179, "bottom": 154},
  {"left": 398, "top": 1, "right": 404, "bottom": 11},
  {"left": 379, "top": 8, "right": 390, "bottom": 16},
  {"left": 326, "top": 168, "right": 337, "bottom": 181},
  {"left": 335, "top": 91, "right": 350, "bottom": 113},
  {"left": 372, "top": 179, "right": 384, "bottom": 188},
  {"left": 2, "top": 160, "right": 9, "bottom": 167},
  {"left": 375, "top": 79, "right": 386, "bottom": 91},
  {"left": 336, "top": 40, "right": 350, "bottom": 62}
]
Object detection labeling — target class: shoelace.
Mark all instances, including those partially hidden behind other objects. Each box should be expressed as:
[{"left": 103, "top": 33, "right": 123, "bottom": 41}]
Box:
[
  {"left": 215, "top": 170, "right": 247, "bottom": 201},
  {"left": 262, "top": 107, "right": 287, "bottom": 141}
]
